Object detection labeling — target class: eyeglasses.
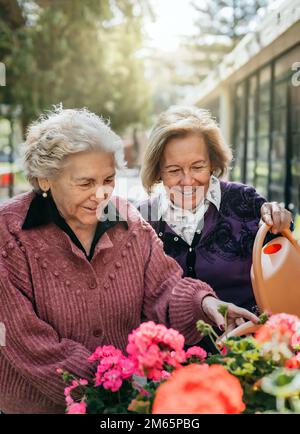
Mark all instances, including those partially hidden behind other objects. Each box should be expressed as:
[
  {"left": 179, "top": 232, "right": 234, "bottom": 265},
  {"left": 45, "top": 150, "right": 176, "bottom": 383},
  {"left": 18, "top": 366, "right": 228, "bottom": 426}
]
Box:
[{"left": 161, "top": 165, "right": 211, "bottom": 180}]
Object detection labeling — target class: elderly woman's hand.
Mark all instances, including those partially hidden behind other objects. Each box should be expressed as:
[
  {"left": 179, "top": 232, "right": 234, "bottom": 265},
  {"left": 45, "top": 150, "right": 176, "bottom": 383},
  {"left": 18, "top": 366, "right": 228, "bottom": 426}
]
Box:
[
  {"left": 202, "top": 296, "right": 259, "bottom": 331},
  {"left": 260, "top": 202, "right": 292, "bottom": 234}
]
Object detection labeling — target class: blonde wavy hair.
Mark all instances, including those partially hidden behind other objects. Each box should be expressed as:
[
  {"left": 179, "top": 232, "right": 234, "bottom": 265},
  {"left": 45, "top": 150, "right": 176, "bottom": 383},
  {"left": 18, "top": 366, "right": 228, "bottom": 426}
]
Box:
[
  {"left": 22, "top": 105, "right": 125, "bottom": 192},
  {"left": 141, "top": 105, "right": 233, "bottom": 193}
]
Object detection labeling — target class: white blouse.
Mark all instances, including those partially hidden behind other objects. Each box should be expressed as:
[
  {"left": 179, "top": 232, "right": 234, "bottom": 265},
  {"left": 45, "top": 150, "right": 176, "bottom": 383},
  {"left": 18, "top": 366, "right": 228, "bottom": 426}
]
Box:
[{"left": 158, "top": 175, "right": 221, "bottom": 246}]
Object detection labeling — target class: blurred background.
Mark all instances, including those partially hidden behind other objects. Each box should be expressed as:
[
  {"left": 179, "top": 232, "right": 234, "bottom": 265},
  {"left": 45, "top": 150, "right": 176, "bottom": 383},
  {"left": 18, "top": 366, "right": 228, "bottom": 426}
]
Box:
[{"left": 0, "top": 0, "right": 300, "bottom": 234}]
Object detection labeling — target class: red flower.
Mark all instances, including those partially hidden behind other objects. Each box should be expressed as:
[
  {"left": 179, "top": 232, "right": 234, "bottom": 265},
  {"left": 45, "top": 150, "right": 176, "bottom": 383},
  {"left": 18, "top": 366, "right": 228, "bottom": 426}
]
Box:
[
  {"left": 285, "top": 353, "right": 300, "bottom": 369},
  {"left": 152, "top": 364, "right": 245, "bottom": 414}
]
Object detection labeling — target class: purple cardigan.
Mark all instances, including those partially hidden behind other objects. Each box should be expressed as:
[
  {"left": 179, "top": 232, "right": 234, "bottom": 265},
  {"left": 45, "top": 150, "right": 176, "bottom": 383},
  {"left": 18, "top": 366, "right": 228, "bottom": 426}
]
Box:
[{"left": 139, "top": 182, "right": 266, "bottom": 312}]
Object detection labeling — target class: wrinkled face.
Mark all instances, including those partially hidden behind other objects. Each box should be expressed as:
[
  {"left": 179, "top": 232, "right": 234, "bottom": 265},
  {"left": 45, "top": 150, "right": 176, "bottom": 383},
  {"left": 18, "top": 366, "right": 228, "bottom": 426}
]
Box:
[
  {"left": 160, "top": 133, "right": 212, "bottom": 210},
  {"left": 38, "top": 150, "right": 116, "bottom": 230}
]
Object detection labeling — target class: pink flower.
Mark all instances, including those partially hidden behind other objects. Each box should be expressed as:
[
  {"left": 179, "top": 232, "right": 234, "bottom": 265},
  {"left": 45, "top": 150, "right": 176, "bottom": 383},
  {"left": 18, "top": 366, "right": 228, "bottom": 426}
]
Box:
[
  {"left": 141, "top": 344, "right": 162, "bottom": 368},
  {"left": 291, "top": 332, "right": 300, "bottom": 351},
  {"left": 95, "top": 363, "right": 109, "bottom": 386},
  {"left": 118, "top": 357, "right": 137, "bottom": 379},
  {"left": 64, "top": 386, "right": 72, "bottom": 397},
  {"left": 88, "top": 345, "right": 122, "bottom": 362},
  {"left": 91, "top": 345, "right": 136, "bottom": 389},
  {"left": 185, "top": 346, "right": 207, "bottom": 361},
  {"left": 160, "top": 370, "right": 171, "bottom": 380},
  {"left": 102, "top": 369, "right": 123, "bottom": 392},
  {"left": 126, "top": 321, "right": 186, "bottom": 380},
  {"left": 64, "top": 378, "right": 88, "bottom": 402},
  {"left": 66, "top": 395, "right": 74, "bottom": 406},
  {"left": 255, "top": 313, "right": 300, "bottom": 350},
  {"left": 67, "top": 402, "right": 87, "bottom": 414},
  {"left": 267, "top": 314, "right": 300, "bottom": 335}
]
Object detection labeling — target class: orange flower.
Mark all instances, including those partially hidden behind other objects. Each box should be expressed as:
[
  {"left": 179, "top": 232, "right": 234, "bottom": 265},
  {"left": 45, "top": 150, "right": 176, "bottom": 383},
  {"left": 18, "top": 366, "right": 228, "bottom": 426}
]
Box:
[{"left": 152, "top": 364, "right": 245, "bottom": 414}]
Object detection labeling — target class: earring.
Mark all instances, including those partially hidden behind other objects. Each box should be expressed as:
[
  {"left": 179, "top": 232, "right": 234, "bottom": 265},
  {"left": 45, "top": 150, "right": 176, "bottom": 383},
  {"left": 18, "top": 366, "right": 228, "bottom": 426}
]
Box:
[{"left": 42, "top": 191, "right": 48, "bottom": 198}]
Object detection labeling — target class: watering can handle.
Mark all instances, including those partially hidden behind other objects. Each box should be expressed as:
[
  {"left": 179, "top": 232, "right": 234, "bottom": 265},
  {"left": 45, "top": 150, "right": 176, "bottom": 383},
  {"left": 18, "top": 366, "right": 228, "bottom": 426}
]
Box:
[{"left": 252, "top": 223, "right": 300, "bottom": 300}]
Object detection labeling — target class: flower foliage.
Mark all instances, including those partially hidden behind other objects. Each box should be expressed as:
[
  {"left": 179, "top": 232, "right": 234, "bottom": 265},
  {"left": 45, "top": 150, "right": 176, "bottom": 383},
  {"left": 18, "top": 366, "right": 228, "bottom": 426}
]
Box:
[{"left": 59, "top": 313, "right": 300, "bottom": 414}]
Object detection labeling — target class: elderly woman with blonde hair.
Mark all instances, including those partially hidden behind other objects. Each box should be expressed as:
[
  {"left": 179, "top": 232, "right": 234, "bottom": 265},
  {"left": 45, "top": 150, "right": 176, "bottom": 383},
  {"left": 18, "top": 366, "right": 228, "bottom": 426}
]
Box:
[
  {"left": 0, "top": 107, "right": 258, "bottom": 414},
  {"left": 140, "top": 106, "right": 292, "bottom": 320}
]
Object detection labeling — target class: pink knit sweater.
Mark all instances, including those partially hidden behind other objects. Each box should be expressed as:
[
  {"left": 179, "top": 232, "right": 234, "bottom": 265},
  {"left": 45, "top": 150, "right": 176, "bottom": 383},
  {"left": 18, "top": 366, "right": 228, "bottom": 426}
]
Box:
[{"left": 0, "top": 192, "right": 215, "bottom": 414}]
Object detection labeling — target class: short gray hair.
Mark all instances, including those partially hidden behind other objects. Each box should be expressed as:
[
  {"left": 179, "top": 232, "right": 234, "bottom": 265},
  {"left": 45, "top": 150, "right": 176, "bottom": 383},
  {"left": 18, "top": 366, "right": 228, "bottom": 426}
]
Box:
[{"left": 23, "top": 105, "right": 125, "bottom": 191}]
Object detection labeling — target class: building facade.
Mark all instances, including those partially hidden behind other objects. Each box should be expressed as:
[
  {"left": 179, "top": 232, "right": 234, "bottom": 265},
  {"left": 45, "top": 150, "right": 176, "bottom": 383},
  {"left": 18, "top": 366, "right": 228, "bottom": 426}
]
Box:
[{"left": 189, "top": 0, "right": 300, "bottom": 228}]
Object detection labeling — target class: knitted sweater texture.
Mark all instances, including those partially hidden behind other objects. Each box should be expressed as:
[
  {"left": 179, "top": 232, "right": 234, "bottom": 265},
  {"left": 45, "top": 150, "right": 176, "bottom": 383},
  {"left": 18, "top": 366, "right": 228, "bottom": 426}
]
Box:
[{"left": 0, "top": 192, "right": 215, "bottom": 414}]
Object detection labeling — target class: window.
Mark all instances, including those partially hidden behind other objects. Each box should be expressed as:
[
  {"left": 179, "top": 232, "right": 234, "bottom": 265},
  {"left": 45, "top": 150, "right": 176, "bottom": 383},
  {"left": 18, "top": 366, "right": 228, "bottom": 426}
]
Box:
[
  {"left": 230, "top": 44, "right": 300, "bottom": 217},
  {"left": 290, "top": 74, "right": 300, "bottom": 216},
  {"left": 232, "top": 83, "right": 246, "bottom": 181},
  {"left": 256, "top": 66, "right": 271, "bottom": 198},
  {"left": 246, "top": 75, "right": 258, "bottom": 187}
]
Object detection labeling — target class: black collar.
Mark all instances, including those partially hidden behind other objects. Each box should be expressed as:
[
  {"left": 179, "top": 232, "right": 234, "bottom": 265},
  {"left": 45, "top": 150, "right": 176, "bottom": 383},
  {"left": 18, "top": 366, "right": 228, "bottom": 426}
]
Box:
[{"left": 22, "top": 193, "right": 128, "bottom": 261}]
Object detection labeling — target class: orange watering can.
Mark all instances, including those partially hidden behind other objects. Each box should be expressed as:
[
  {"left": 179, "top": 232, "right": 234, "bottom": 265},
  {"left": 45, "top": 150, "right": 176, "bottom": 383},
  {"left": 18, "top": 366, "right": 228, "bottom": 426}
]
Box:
[
  {"left": 251, "top": 223, "right": 300, "bottom": 316},
  {"left": 223, "top": 223, "right": 300, "bottom": 339}
]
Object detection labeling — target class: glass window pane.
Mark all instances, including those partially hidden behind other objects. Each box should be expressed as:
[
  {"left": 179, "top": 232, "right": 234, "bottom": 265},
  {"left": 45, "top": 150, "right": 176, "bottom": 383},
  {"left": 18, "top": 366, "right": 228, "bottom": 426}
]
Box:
[
  {"left": 291, "top": 132, "right": 300, "bottom": 214},
  {"left": 269, "top": 181, "right": 285, "bottom": 203},
  {"left": 232, "top": 83, "right": 246, "bottom": 182},
  {"left": 291, "top": 85, "right": 300, "bottom": 106},
  {"left": 260, "top": 66, "right": 271, "bottom": 86},
  {"left": 258, "top": 113, "right": 269, "bottom": 136},
  {"left": 274, "top": 81, "right": 287, "bottom": 108},
  {"left": 273, "top": 109, "right": 286, "bottom": 136},
  {"left": 256, "top": 173, "right": 268, "bottom": 198},
  {"left": 270, "top": 131, "right": 286, "bottom": 203},
  {"left": 247, "top": 138, "right": 255, "bottom": 159},
  {"left": 257, "top": 137, "right": 269, "bottom": 160},
  {"left": 259, "top": 90, "right": 270, "bottom": 112},
  {"left": 248, "top": 116, "right": 255, "bottom": 139},
  {"left": 290, "top": 70, "right": 300, "bottom": 216},
  {"left": 259, "top": 67, "right": 271, "bottom": 112},
  {"left": 292, "top": 107, "right": 300, "bottom": 132},
  {"left": 292, "top": 133, "right": 300, "bottom": 157},
  {"left": 246, "top": 157, "right": 255, "bottom": 186},
  {"left": 275, "top": 46, "right": 300, "bottom": 79}
]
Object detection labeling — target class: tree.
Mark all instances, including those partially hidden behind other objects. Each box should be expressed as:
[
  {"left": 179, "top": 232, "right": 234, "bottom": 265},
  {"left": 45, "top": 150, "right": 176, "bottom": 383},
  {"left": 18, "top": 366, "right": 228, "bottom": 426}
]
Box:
[
  {"left": 186, "top": 0, "right": 268, "bottom": 81},
  {"left": 0, "top": 0, "right": 152, "bottom": 133}
]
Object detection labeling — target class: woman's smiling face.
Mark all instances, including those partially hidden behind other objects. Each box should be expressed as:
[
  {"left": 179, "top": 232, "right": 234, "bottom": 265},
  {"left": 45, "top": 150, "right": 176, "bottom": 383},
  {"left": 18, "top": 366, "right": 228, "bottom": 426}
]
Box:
[
  {"left": 160, "top": 133, "right": 212, "bottom": 210},
  {"left": 39, "top": 150, "right": 116, "bottom": 230}
]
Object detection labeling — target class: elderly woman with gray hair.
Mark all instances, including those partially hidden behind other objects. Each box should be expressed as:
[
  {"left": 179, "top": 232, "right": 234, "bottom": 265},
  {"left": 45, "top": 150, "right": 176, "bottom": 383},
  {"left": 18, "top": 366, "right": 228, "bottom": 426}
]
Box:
[{"left": 0, "top": 107, "right": 258, "bottom": 414}]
